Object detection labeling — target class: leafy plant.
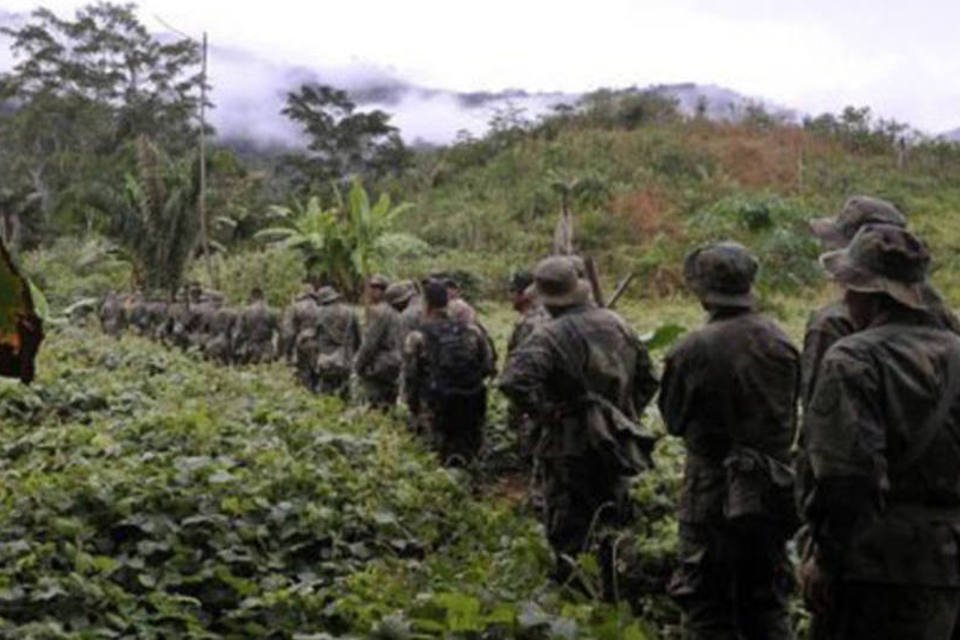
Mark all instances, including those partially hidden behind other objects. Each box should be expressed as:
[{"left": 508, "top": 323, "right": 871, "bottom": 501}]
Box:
[{"left": 256, "top": 181, "right": 412, "bottom": 298}]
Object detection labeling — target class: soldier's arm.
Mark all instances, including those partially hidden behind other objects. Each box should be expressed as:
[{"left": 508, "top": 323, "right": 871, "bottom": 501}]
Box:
[
  {"left": 402, "top": 331, "right": 425, "bottom": 413},
  {"left": 354, "top": 311, "right": 386, "bottom": 373},
  {"left": 801, "top": 315, "right": 848, "bottom": 408},
  {"left": 633, "top": 341, "right": 659, "bottom": 413},
  {"left": 657, "top": 341, "right": 699, "bottom": 437},
  {"left": 498, "top": 329, "right": 556, "bottom": 416},
  {"left": 345, "top": 311, "right": 361, "bottom": 359},
  {"left": 804, "top": 349, "right": 882, "bottom": 576}
]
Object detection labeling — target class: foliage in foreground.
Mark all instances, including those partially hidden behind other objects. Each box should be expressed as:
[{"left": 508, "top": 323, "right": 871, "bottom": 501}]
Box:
[{"left": 0, "top": 327, "right": 682, "bottom": 638}]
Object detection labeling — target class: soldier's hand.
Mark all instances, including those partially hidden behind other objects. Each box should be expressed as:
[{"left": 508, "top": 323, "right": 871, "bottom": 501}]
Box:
[{"left": 799, "top": 557, "right": 833, "bottom": 614}]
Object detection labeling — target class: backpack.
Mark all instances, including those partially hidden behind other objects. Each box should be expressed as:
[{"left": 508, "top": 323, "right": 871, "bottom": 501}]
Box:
[{"left": 422, "top": 320, "right": 485, "bottom": 400}]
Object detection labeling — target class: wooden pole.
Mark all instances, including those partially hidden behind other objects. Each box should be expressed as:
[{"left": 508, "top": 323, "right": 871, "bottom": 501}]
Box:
[{"left": 198, "top": 31, "right": 215, "bottom": 289}]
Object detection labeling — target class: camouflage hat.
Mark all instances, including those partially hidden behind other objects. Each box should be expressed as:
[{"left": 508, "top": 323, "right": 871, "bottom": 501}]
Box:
[
  {"left": 810, "top": 195, "right": 907, "bottom": 249},
  {"left": 820, "top": 223, "right": 930, "bottom": 309},
  {"left": 534, "top": 256, "right": 590, "bottom": 307},
  {"left": 297, "top": 283, "right": 316, "bottom": 299},
  {"left": 315, "top": 286, "right": 342, "bottom": 305},
  {"left": 368, "top": 274, "right": 389, "bottom": 289},
  {"left": 684, "top": 241, "right": 758, "bottom": 308},
  {"left": 384, "top": 281, "right": 416, "bottom": 307}
]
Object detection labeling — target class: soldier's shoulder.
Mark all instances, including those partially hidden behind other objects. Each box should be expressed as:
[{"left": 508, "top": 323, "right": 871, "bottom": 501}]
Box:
[{"left": 806, "top": 299, "right": 854, "bottom": 334}]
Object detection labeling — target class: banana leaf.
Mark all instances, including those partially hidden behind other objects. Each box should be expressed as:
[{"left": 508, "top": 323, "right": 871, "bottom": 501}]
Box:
[{"left": 0, "top": 240, "right": 44, "bottom": 383}]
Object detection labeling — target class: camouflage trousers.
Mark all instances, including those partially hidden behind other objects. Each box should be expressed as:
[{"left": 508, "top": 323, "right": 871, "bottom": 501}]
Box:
[
  {"left": 669, "top": 519, "right": 794, "bottom": 640},
  {"left": 427, "top": 390, "right": 487, "bottom": 466},
  {"left": 317, "top": 372, "right": 351, "bottom": 400},
  {"left": 541, "top": 454, "right": 631, "bottom": 596},
  {"left": 811, "top": 582, "right": 960, "bottom": 640},
  {"left": 358, "top": 378, "right": 398, "bottom": 410}
]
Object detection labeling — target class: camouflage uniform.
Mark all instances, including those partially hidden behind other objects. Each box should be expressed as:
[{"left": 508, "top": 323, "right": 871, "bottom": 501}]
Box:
[
  {"left": 99, "top": 293, "right": 126, "bottom": 338},
  {"left": 126, "top": 292, "right": 150, "bottom": 336},
  {"left": 314, "top": 288, "right": 360, "bottom": 398},
  {"left": 802, "top": 225, "right": 960, "bottom": 640},
  {"left": 799, "top": 197, "right": 960, "bottom": 520},
  {"left": 202, "top": 305, "right": 237, "bottom": 365},
  {"left": 283, "top": 294, "right": 321, "bottom": 390},
  {"left": 499, "top": 257, "right": 658, "bottom": 591},
  {"left": 355, "top": 284, "right": 411, "bottom": 408},
  {"left": 660, "top": 243, "right": 798, "bottom": 640},
  {"left": 182, "top": 290, "right": 214, "bottom": 352},
  {"left": 505, "top": 301, "right": 550, "bottom": 460},
  {"left": 233, "top": 298, "right": 278, "bottom": 365},
  {"left": 144, "top": 298, "right": 168, "bottom": 339},
  {"left": 404, "top": 309, "right": 495, "bottom": 464},
  {"left": 400, "top": 294, "right": 423, "bottom": 341}
]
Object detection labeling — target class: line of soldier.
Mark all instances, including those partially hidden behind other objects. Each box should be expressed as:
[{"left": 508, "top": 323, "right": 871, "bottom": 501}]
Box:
[
  {"left": 500, "top": 195, "right": 960, "bottom": 640},
  {"left": 99, "top": 283, "right": 281, "bottom": 365},
  {"left": 96, "top": 193, "right": 960, "bottom": 639},
  {"left": 98, "top": 274, "right": 500, "bottom": 466}
]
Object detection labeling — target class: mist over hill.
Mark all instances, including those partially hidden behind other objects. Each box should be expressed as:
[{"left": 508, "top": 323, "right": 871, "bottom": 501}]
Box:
[{"left": 198, "top": 45, "right": 804, "bottom": 150}]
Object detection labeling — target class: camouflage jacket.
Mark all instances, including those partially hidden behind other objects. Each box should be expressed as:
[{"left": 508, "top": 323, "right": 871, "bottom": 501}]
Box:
[
  {"left": 233, "top": 301, "right": 278, "bottom": 352},
  {"left": 354, "top": 302, "right": 403, "bottom": 382},
  {"left": 99, "top": 296, "right": 126, "bottom": 336},
  {"left": 802, "top": 290, "right": 960, "bottom": 407},
  {"left": 403, "top": 310, "right": 495, "bottom": 415},
  {"left": 659, "top": 308, "right": 799, "bottom": 524},
  {"left": 498, "top": 304, "right": 658, "bottom": 459},
  {"left": 400, "top": 296, "right": 423, "bottom": 342},
  {"left": 506, "top": 304, "right": 549, "bottom": 358},
  {"left": 281, "top": 297, "right": 320, "bottom": 361},
  {"left": 804, "top": 309, "right": 960, "bottom": 586},
  {"left": 315, "top": 303, "right": 360, "bottom": 370}
]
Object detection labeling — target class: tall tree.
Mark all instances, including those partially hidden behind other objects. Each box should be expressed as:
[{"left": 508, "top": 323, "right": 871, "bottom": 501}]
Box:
[
  {"left": 281, "top": 84, "right": 411, "bottom": 195},
  {"left": 0, "top": 2, "right": 205, "bottom": 245}
]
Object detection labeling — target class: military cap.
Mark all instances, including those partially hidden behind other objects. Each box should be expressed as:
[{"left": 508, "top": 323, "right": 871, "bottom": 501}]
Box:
[
  {"left": 534, "top": 256, "right": 590, "bottom": 307},
  {"left": 368, "top": 274, "right": 389, "bottom": 289},
  {"left": 820, "top": 223, "right": 930, "bottom": 309},
  {"left": 384, "top": 281, "right": 416, "bottom": 307},
  {"left": 810, "top": 196, "right": 907, "bottom": 249},
  {"left": 315, "top": 286, "right": 342, "bottom": 305},
  {"left": 683, "top": 241, "right": 758, "bottom": 308}
]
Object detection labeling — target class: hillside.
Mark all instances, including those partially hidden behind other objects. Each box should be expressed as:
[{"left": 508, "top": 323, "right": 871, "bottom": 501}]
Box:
[{"left": 388, "top": 106, "right": 960, "bottom": 306}]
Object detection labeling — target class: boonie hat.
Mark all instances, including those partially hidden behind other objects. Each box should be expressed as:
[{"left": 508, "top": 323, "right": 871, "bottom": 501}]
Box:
[
  {"left": 810, "top": 196, "right": 907, "bottom": 249},
  {"left": 820, "top": 223, "right": 930, "bottom": 309},
  {"left": 534, "top": 256, "right": 590, "bottom": 307},
  {"left": 684, "top": 241, "right": 758, "bottom": 308}
]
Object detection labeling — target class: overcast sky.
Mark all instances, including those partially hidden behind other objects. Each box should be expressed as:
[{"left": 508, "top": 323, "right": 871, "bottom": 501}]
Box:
[{"left": 2, "top": 0, "right": 959, "bottom": 134}]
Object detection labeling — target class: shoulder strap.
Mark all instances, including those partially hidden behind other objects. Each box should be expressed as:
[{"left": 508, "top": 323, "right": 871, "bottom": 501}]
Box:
[{"left": 892, "top": 347, "right": 960, "bottom": 475}]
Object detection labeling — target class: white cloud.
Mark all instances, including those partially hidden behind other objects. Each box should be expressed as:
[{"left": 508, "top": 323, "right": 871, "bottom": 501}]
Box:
[{"left": 2, "top": 0, "right": 959, "bottom": 133}]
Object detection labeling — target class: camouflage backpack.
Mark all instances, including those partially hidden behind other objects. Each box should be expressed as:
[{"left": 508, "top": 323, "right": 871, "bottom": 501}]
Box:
[{"left": 421, "top": 320, "right": 485, "bottom": 401}]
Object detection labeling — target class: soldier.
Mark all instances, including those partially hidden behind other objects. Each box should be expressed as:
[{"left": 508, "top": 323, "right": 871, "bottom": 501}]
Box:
[
  {"left": 354, "top": 282, "right": 410, "bottom": 409},
  {"left": 181, "top": 284, "right": 214, "bottom": 352},
  {"left": 367, "top": 274, "right": 389, "bottom": 305},
  {"left": 499, "top": 257, "right": 658, "bottom": 593},
  {"left": 504, "top": 270, "right": 549, "bottom": 465},
  {"left": 314, "top": 286, "right": 360, "bottom": 398},
  {"left": 659, "top": 242, "right": 799, "bottom": 640},
  {"left": 162, "top": 289, "right": 190, "bottom": 349},
  {"left": 202, "top": 295, "right": 237, "bottom": 365},
  {"left": 99, "top": 291, "right": 126, "bottom": 338},
  {"left": 803, "top": 195, "right": 960, "bottom": 405},
  {"left": 400, "top": 286, "right": 423, "bottom": 341},
  {"left": 144, "top": 296, "right": 168, "bottom": 340},
  {"left": 444, "top": 277, "right": 478, "bottom": 324},
  {"left": 233, "top": 287, "right": 279, "bottom": 365},
  {"left": 801, "top": 224, "right": 960, "bottom": 639},
  {"left": 404, "top": 280, "right": 494, "bottom": 464},
  {"left": 282, "top": 285, "right": 322, "bottom": 390},
  {"left": 126, "top": 290, "right": 150, "bottom": 336}
]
